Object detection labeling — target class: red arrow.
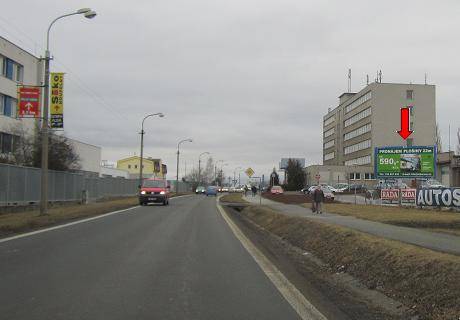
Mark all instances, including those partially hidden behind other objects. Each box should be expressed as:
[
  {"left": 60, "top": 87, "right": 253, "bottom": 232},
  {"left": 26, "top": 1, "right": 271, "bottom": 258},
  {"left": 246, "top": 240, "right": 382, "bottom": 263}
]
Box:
[{"left": 397, "top": 107, "right": 413, "bottom": 140}]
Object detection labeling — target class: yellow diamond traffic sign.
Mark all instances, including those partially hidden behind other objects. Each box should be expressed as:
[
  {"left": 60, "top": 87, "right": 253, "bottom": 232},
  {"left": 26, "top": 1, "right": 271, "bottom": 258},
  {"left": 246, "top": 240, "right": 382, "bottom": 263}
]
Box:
[{"left": 245, "top": 167, "right": 255, "bottom": 178}]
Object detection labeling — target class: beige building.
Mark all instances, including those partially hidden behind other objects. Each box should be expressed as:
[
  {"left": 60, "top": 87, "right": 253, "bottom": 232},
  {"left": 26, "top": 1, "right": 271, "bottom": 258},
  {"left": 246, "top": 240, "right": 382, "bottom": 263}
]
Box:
[
  {"left": 323, "top": 82, "right": 436, "bottom": 167},
  {"left": 117, "top": 156, "right": 167, "bottom": 179}
]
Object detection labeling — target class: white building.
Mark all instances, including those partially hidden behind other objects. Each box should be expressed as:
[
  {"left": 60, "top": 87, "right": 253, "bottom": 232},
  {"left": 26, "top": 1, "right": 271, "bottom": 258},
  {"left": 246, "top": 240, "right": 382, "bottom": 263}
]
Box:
[
  {"left": 0, "top": 36, "right": 42, "bottom": 156},
  {"left": 69, "top": 138, "right": 102, "bottom": 174}
]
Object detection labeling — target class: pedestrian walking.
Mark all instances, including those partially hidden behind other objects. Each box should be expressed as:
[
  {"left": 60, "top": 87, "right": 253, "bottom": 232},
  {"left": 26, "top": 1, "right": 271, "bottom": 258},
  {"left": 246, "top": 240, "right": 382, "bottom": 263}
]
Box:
[
  {"left": 312, "top": 186, "right": 325, "bottom": 214},
  {"left": 244, "top": 186, "right": 248, "bottom": 197},
  {"left": 251, "top": 185, "right": 257, "bottom": 197}
]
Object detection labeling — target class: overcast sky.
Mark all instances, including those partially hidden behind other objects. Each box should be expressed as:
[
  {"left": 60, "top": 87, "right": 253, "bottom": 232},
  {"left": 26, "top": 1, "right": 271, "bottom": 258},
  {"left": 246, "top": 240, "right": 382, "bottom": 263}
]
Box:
[{"left": 2, "top": 0, "right": 460, "bottom": 180}]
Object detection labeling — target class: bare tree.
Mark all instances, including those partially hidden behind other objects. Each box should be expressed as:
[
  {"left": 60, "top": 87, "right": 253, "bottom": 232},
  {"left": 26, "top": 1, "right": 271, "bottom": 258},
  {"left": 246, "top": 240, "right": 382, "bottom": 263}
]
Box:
[{"left": 5, "top": 123, "right": 80, "bottom": 171}]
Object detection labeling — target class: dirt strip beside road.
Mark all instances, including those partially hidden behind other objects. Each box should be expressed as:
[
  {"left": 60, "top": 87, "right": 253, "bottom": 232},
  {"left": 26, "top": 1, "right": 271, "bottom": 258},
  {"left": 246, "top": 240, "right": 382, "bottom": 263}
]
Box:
[{"left": 239, "top": 205, "right": 460, "bottom": 320}]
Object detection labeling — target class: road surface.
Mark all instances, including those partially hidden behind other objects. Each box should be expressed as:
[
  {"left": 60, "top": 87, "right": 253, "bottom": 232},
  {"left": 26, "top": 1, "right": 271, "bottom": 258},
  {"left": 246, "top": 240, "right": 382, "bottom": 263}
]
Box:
[{"left": 0, "top": 195, "right": 303, "bottom": 320}]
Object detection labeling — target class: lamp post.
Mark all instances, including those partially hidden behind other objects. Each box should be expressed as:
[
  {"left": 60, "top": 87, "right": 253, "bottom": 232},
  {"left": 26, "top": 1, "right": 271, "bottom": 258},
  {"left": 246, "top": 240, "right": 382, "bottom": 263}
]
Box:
[
  {"left": 215, "top": 160, "right": 224, "bottom": 186},
  {"left": 139, "top": 113, "right": 164, "bottom": 187},
  {"left": 176, "top": 138, "right": 192, "bottom": 194},
  {"left": 40, "top": 8, "right": 97, "bottom": 215},
  {"left": 221, "top": 163, "right": 228, "bottom": 186},
  {"left": 198, "top": 152, "right": 210, "bottom": 186},
  {"left": 234, "top": 167, "right": 242, "bottom": 187}
]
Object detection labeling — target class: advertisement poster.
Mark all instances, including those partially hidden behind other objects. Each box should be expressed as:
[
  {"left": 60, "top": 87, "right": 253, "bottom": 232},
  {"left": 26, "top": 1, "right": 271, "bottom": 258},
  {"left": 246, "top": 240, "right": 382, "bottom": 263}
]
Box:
[
  {"left": 50, "top": 72, "right": 64, "bottom": 129},
  {"left": 17, "top": 87, "right": 40, "bottom": 118},
  {"left": 375, "top": 146, "right": 436, "bottom": 178}
]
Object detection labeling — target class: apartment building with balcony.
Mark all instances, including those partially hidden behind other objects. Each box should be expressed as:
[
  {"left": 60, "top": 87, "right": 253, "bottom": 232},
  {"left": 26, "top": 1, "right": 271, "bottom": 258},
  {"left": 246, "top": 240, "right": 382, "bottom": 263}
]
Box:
[{"left": 323, "top": 82, "right": 436, "bottom": 168}]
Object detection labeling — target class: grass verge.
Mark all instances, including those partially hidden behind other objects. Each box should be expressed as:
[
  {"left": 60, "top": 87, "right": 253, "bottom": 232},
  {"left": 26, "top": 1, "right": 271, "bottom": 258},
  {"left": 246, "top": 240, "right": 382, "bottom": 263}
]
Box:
[
  {"left": 311, "top": 203, "right": 460, "bottom": 234},
  {"left": 220, "top": 192, "right": 248, "bottom": 203},
  {"left": 0, "top": 197, "right": 138, "bottom": 238},
  {"left": 242, "top": 205, "right": 460, "bottom": 320}
]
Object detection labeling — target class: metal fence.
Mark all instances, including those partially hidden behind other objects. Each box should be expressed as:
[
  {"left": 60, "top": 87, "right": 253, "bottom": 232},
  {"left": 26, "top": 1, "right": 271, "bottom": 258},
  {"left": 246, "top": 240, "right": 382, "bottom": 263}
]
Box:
[{"left": 0, "top": 163, "right": 139, "bottom": 206}]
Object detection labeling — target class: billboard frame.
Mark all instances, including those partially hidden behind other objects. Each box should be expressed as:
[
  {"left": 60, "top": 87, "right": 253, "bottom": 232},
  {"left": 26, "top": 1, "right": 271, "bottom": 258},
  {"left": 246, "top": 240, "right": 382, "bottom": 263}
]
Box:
[{"left": 374, "top": 145, "right": 437, "bottom": 179}]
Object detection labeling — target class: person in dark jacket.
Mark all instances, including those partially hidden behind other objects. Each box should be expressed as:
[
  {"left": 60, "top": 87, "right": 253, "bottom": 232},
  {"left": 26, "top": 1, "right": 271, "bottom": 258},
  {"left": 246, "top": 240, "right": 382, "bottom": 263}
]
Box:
[
  {"left": 251, "top": 185, "right": 257, "bottom": 197},
  {"left": 312, "top": 186, "right": 325, "bottom": 214}
]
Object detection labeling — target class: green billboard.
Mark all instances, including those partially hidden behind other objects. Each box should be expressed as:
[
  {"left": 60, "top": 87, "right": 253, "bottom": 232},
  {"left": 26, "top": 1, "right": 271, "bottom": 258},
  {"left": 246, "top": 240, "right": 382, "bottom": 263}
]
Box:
[{"left": 374, "top": 146, "right": 436, "bottom": 178}]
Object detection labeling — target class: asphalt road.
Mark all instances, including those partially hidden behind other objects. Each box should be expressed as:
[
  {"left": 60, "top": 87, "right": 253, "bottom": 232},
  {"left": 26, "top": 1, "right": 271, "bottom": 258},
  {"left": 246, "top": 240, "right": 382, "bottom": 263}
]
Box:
[{"left": 0, "top": 195, "right": 302, "bottom": 320}]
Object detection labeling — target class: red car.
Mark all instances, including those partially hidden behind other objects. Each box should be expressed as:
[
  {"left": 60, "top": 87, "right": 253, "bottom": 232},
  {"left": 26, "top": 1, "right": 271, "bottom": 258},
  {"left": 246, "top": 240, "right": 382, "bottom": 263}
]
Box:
[
  {"left": 139, "top": 178, "right": 170, "bottom": 206},
  {"left": 270, "top": 186, "right": 284, "bottom": 194}
]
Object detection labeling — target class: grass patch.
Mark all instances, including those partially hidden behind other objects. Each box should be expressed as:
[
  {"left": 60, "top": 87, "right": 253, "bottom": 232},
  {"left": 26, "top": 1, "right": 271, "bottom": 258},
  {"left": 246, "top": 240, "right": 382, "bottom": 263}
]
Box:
[
  {"left": 242, "top": 205, "right": 460, "bottom": 320},
  {"left": 303, "top": 202, "right": 460, "bottom": 232},
  {"left": 220, "top": 193, "right": 247, "bottom": 203},
  {"left": 0, "top": 197, "right": 139, "bottom": 237}
]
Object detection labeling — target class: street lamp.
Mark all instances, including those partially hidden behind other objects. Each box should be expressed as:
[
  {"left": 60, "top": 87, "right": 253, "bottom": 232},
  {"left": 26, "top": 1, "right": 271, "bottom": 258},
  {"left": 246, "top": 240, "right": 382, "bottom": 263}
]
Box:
[
  {"left": 176, "top": 138, "right": 193, "bottom": 194},
  {"left": 234, "top": 166, "right": 242, "bottom": 187},
  {"left": 198, "top": 152, "right": 210, "bottom": 185},
  {"left": 139, "top": 113, "right": 164, "bottom": 187},
  {"left": 40, "top": 8, "right": 97, "bottom": 215},
  {"left": 221, "top": 163, "right": 228, "bottom": 186}
]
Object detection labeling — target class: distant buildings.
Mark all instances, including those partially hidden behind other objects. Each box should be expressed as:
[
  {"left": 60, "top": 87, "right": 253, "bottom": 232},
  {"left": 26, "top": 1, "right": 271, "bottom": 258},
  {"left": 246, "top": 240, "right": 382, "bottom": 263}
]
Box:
[{"left": 117, "top": 156, "right": 167, "bottom": 179}]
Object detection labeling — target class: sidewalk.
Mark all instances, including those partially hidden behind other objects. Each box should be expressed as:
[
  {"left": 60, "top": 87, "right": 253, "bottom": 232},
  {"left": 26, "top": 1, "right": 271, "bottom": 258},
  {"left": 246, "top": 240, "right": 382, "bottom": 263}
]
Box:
[{"left": 243, "top": 194, "right": 460, "bottom": 256}]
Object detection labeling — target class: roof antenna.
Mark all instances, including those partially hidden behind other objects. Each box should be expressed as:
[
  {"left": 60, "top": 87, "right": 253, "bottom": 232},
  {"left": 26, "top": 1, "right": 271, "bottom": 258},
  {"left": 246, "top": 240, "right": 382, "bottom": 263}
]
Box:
[
  {"left": 366, "top": 74, "right": 369, "bottom": 85},
  {"left": 348, "top": 68, "right": 352, "bottom": 92}
]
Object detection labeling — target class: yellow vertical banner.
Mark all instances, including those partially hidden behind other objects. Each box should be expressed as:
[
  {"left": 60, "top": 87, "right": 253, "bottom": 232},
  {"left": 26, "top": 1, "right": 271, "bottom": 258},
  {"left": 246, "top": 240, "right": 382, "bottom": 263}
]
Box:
[{"left": 50, "top": 72, "right": 64, "bottom": 129}]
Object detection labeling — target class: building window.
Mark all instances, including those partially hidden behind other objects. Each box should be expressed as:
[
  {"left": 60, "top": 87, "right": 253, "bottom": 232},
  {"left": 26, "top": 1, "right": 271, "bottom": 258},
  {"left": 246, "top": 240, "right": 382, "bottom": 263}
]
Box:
[
  {"left": 407, "top": 138, "right": 413, "bottom": 147},
  {"left": 406, "top": 90, "right": 413, "bottom": 100},
  {"left": 128, "top": 165, "right": 131, "bottom": 169},
  {"left": 0, "top": 95, "right": 17, "bottom": 118},
  {"left": 409, "top": 106, "right": 414, "bottom": 116},
  {"left": 344, "top": 107, "right": 372, "bottom": 127},
  {"left": 324, "top": 140, "right": 335, "bottom": 149},
  {"left": 345, "top": 91, "right": 372, "bottom": 113},
  {"left": 324, "top": 152, "right": 335, "bottom": 161},
  {"left": 349, "top": 173, "right": 354, "bottom": 180},
  {"left": 0, "top": 132, "right": 17, "bottom": 154},
  {"left": 364, "top": 173, "right": 375, "bottom": 180},
  {"left": 134, "top": 165, "right": 138, "bottom": 169},
  {"left": 1, "top": 57, "right": 23, "bottom": 82},
  {"left": 344, "top": 139, "right": 371, "bottom": 155},
  {"left": 324, "top": 127, "right": 335, "bottom": 138},
  {"left": 324, "top": 115, "right": 335, "bottom": 127},
  {"left": 345, "top": 155, "right": 371, "bottom": 166},
  {"left": 344, "top": 123, "right": 371, "bottom": 141}
]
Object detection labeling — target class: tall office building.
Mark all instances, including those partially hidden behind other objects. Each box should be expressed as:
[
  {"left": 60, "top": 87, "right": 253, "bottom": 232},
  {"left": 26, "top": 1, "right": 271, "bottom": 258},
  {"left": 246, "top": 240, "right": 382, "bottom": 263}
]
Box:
[{"left": 323, "top": 82, "right": 436, "bottom": 167}]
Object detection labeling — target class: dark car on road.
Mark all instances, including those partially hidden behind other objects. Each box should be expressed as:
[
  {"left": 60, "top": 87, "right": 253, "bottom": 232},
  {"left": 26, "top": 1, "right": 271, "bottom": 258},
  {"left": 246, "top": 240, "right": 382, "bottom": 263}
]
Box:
[
  {"left": 139, "top": 178, "right": 170, "bottom": 206},
  {"left": 196, "top": 186, "right": 206, "bottom": 194}
]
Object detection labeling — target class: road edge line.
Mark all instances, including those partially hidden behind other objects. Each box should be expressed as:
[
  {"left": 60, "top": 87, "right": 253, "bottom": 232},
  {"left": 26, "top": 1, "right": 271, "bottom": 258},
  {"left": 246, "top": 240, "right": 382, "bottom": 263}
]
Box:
[
  {"left": 0, "top": 194, "right": 193, "bottom": 244},
  {"left": 216, "top": 201, "right": 328, "bottom": 320}
]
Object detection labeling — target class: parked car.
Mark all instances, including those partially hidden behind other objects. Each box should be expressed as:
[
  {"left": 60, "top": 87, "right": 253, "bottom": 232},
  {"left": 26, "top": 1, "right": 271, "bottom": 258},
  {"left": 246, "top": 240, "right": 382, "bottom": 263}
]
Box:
[
  {"left": 332, "top": 183, "right": 349, "bottom": 193},
  {"left": 221, "top": 187, "right": 229, "bottom": 192},
  {"left": 139, "top": 178, "right": 170, "bottom": 206},
  {"left": 270, "top": 186, "right": 284, "bottom": 194},
  {"left": 195, "top": 186, "right": 206, "bottom": 194},
  {"left": 205, "top": 186, "right": 218, "bottom": 196},
  {"left": 321, "top": 186, "right": 335, "bottom": 201},
  {"left": 300, "top": 186, "right": 310, "bottom": 194},
  {"left": 348, "top": 184, "right": 367, "bottom": 192}
]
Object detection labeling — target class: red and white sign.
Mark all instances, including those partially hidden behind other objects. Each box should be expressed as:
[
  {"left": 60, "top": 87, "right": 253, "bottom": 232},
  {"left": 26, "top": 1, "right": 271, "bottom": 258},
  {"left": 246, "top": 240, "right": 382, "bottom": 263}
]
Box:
[
  {"left": 381, "top": 189, "right": 399, "bottom": 200},
  {"left": 18, "top": 87, "right": 40, "bottom": 118},
  {"left": 401, "top": 188, "right": 416, "bottom": 200}
]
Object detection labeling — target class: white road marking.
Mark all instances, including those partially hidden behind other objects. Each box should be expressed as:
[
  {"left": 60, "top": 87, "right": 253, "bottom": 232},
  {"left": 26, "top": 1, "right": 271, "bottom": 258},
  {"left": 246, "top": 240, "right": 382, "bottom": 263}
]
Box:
[
  {"left": 216, "top": 201, "right": 328, "bottom": 320},
  {"left": 0, "top": 194, "right": 192, "bottom": 244}
]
